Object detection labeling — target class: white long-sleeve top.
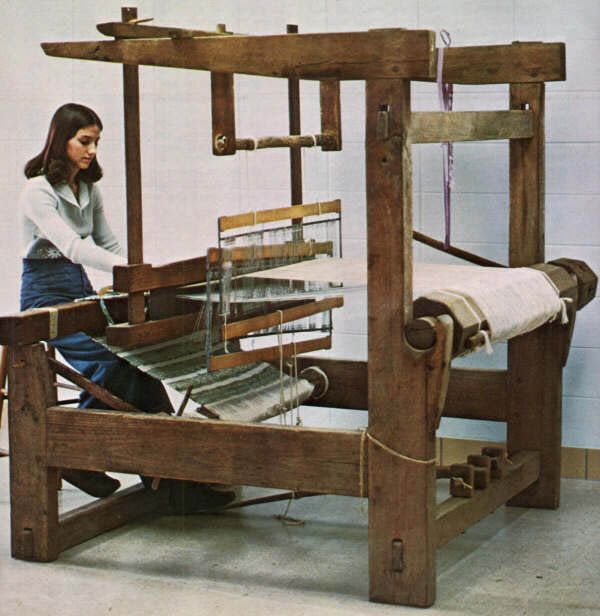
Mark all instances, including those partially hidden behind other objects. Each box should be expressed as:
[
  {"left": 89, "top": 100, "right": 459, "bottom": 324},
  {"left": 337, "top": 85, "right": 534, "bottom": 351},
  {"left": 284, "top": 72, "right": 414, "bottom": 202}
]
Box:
[{"left": 19, "top": 175, "right": 127, "bottom": 272}]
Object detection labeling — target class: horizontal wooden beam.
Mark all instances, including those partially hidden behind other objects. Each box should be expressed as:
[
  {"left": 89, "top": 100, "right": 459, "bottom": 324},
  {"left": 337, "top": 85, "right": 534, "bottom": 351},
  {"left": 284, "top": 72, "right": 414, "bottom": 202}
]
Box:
[
  {"left": 105, "top": 311, "right": 202, "bottom": 349},
  {"left": 46, "top": 407, "right": 366, "bottom": 496},
  {"left": 222, "top": 296, "right": 343, "bottom": 339},
  {"left": 58, "top": 483, "right": 169, "bottom": 553},
  {"left": 113, "top": 256, "right": 207, "bottom": 293},
  {"left": 97, "top": 22, "right": 234, "bottom": 39},
  {"left": 41, "top": 29, "right": 436, "bottom": 80},
  {"left": 0, "top": 298, "right": 127, "bottom": 346},
  {"left": 207, "top": 241, "right": 333, "bottom": 264},
  {"left": 441, "top": 42, "right": 565, "bottom": 84},
  {"left": 436, "top": 450, "right": 540, "bottom": 546},
  {"left": 410, "top": 111, "right": 533, "bottom": 143},
  {"left": 219, "top": 199, "right": 340, "bottom": 232},
  {"left": 208, "top": 334, "right": 332, "bottom": 371},
  {"left": 444, "top": 368, "right": 507, "bottom": 421},
  {"left": 297, "top": 357, "right": 511, "bottom": 422}
]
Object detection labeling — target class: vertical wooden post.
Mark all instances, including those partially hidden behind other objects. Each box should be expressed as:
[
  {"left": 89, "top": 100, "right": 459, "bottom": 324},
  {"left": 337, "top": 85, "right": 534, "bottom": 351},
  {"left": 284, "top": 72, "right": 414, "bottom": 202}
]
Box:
[
  {"left": 287, "top": 26, "right": 303, "bottom": 238},
  {"left": 211, "top": 24, "right": 236, "bottom": 156},
  {"left": 0, "top": 345, "right": 8, "bottom": 456},
  {"left": 507, "top": 81, "right": 562, "bottom": 508},
  {"left": 121, "top": 6, "right": 145, "bottom": 324},
  {"left": 366, "top": 79, "right": 436, "bottom": 607},
  {"left": 8, "top": 343, "right": 59, "bottom": 561},
  {"left": 320, "top": 79, "right": 342, "bottom": 151}
]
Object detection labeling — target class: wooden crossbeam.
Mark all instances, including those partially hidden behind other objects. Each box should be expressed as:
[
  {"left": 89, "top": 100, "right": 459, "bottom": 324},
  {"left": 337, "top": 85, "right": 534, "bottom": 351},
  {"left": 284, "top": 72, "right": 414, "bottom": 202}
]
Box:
[
  {"left": 41, "top": 29, "right": 436, "bottom": 80},
  {"left": 105, "top": 311, "right": 202, "bottom": 349},
  {"left": 208, "top": 334, "right": 332, "bottom": 371},
  {"left": 222, "top": 296, "right": 343, "bottom": 339},
  {"left": 46, "top": 407, "right": 366, "bottom": 496},
  {"left": 441, "top": 42, "right": 565, "bottom": 84},
  {"left": 207, "top": 241, "right": 333, "bottom": 264},
  {"left": 0, "top": 298, "right": 127, "bottom": 346},
  {"left": 436, "top": 450, "right": 540, "bottom": 546},
  {"left": 409, "top": 110, "right": 533, "bottom": 143},
  {"left": 219, "top": 199, "right": 340, "bottom": 232},
  {"left": 113, "top": 256, "right": 207, "bottom": 293},
  {"left": 58, "top": 483, "right": 169, "bottom": 553}
]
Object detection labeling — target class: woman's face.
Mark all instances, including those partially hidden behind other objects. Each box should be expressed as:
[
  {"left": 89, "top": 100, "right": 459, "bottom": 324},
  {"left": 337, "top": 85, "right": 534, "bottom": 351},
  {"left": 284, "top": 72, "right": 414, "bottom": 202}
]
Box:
[{"left": 66, "top": 124, "right": 101, "bottom": 172}]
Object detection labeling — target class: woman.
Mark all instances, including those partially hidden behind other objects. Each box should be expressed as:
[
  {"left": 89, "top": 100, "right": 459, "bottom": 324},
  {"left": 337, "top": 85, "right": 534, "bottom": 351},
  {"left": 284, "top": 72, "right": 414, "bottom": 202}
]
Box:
[{"left": 19, "top": 104, "right": 234, "bottom": 510}]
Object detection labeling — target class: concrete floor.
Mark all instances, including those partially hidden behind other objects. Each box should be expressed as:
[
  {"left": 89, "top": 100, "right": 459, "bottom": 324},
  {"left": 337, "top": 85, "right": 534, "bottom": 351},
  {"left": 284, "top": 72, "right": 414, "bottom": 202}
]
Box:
[{"left": 1, "top": 423, "right": 599, "bottom": 615}]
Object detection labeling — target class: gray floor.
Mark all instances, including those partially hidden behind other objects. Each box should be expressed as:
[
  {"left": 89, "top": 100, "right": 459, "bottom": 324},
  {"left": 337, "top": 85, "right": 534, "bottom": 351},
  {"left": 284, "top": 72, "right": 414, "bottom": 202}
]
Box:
[{"left": 1, "top": 423, "right": 599, "bottom": 615}]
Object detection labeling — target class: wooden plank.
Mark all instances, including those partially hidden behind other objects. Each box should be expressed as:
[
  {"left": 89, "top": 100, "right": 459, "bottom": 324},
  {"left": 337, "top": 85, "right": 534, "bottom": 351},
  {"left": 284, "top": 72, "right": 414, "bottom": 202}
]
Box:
[
  {"left": 58, "top": 483, "right": 169, "bottom": 553},
  {"left": 436, "top": 451, "right": 540, "bottom": 546},
  {"left": 207, "top": 240, "right": 333, "bottom": 264},
  {"left": 122, "top": 7, "right": 145, "bottom": 326},
  {"left": 211, "top": 70, "right": 237, "bottom": 155},
  {"left": 222, "top": 296, "right": 343, "bottom": 339},
  {"left": 41, "top": 29, "right": 437, "bottom": 80},
  {"left": 46, "top": 407, "right": 366, "bottom": 496},
  {"left": 47, "top": 357, "right": 141, "bottom": 413},
  {"left": 8, "top": 344, "right": 60, "bottom": 561},
  {"left": 208, "top": 334, "right": 332, "bottom": 371},
  {"left": 410, "top": 110, "right": 533, "bottom": 143},
  {"left": 0, "top": 298, "right": 127, "bottom": 346},
  {"left": 441, "top": 42, "right": 565, "bottom": 84},
  {"left": 320, "top": 79, "right": 342, "bottom": 151},
  {"left": 113, "top": 257, "right": 207, "bottom": 293},
  {"left": 97, "top": 22, "right": 234, "bottom": 39},
  {"left": 219, "top": 199, "right": 340, "bottom": 232},
  {"left": 444, "top": 369, "right": 507, "bottom": 421},
  {"left": 366, "top": 78, "right": 436, "bottom": 607},
  {"left": 105, "top": 311, "right": 202, "bottom": 349}
]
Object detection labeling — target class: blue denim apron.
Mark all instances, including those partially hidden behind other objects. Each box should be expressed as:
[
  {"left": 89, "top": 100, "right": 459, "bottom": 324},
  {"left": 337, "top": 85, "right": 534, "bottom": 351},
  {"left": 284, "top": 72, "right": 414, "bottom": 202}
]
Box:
[{"left": 21, "top": 258, "right": 172, "bottom": 412}]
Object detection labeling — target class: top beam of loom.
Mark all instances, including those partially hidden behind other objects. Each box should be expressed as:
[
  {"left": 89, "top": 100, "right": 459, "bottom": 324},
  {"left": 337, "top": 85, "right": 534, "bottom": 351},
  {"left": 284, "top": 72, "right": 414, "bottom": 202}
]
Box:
[{"left": 41, "top": 29, "right": 565, "bottom": 83}]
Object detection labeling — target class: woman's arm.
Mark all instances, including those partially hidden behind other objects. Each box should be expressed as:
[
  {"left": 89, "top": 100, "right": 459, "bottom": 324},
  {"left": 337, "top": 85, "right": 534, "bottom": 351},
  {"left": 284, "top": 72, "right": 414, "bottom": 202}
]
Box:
[
  {"left": 20, "top": 181, "right": 126, "bottom": 272},
  {"left": 90, "top": 185, "right": 125, "bottom": 257}
]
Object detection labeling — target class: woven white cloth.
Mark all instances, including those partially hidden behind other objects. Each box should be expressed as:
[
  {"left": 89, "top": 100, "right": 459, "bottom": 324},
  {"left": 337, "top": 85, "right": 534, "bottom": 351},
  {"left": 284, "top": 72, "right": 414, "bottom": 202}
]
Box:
[{"left": 246, "top": 257, "right": 564, "bottom": 344}]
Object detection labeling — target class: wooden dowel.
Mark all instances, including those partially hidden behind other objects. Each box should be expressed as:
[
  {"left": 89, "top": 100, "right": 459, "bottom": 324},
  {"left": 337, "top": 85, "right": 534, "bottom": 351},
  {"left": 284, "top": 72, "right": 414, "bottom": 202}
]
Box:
[
  {"left": 413, "top": 230, "right": 505, "bottom": 268},
  {"left": 236, "top": 134, "right": 326, "bottom": 150}
]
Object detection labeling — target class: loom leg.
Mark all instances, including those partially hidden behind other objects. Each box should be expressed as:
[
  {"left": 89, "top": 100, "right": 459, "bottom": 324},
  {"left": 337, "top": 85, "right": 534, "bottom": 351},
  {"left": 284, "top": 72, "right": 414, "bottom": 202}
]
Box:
[
  {"left": 8, "top": 343, "right": 60, "bottom": 561},
  {"left": 506, "top": 322, "right": 566, "bottom": 509}
]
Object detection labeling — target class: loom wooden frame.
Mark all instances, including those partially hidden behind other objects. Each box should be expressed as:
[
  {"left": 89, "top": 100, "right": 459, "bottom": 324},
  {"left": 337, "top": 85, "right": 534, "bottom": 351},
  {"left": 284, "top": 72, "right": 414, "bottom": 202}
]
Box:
[{"left": 1, "top": 11, "right": 596, "bottom": 609}]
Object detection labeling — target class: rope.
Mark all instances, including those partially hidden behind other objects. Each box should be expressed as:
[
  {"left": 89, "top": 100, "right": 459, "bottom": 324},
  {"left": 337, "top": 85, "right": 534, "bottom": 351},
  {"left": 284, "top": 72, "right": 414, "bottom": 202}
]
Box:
[{"left": 358, "top": 429, "right": 437, "bottom": 511}]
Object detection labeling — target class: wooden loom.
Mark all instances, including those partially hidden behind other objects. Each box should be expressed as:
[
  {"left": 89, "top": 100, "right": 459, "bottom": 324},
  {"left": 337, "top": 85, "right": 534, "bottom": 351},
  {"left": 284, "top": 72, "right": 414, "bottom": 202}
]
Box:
[{"left": 1, "top": 9, "right": 598, "bottom": 608}]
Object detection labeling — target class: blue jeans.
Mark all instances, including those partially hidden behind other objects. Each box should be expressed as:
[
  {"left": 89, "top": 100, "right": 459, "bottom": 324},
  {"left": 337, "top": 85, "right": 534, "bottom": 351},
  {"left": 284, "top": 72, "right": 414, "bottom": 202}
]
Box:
[{"left": 20, "top": 258, "right": 172, "bottom": 412}]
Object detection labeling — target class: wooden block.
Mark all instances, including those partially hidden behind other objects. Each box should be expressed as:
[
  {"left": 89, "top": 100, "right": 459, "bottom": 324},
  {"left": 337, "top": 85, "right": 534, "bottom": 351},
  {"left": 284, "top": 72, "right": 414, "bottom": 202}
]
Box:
[
  {"left": 441, "top": 438, "right": 499, "bottom": 466},
  {"left": 320, "top": 80, "right": 342, "bottom": 150},
  {"left": 211, "top": 71, "right": 236, "bottom": 155}
]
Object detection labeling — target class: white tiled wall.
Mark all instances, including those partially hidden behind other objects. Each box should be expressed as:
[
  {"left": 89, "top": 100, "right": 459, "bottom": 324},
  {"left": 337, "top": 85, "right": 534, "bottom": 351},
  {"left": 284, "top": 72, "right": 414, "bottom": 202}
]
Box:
[{"left": 0, "top": 1, "right": 598, "bottom": 447}]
